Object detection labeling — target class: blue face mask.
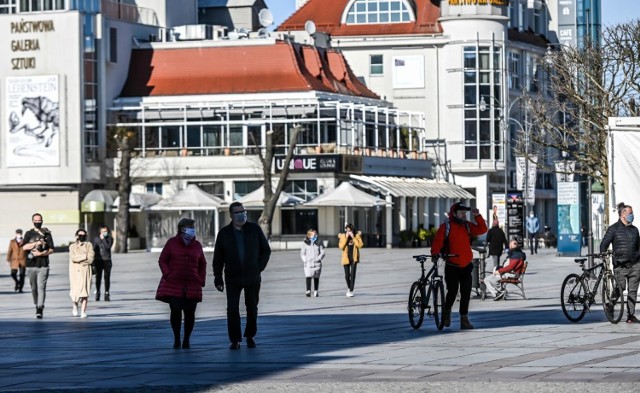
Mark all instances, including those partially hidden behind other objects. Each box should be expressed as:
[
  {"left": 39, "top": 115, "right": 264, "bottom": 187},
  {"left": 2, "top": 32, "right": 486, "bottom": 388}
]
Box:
[
  {"left": 182, "top": 227, "right": 196, "bottom": 240},
  {"left": 310, "top": 235, "right": 318, "bottom": 242},
  {"left": 627, "top": 213, "right": 635, "bottom": 223}
]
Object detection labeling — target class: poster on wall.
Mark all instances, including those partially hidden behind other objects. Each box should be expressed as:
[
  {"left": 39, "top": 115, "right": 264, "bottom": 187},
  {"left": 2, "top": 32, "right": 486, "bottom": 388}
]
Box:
[
  {"left": 557, "top": 181, "right": 581, "bottom": 255},
  {"left": 506, "top": 192, "right": 524, "bottom": 246},
  {"left": 392, "top": 56, "right": 424, "bottom": 89},
  {"left": 491, "top": 193, "right": 506, "bottom": 228},
  {"left": 5, "top": 75, "right": 60, "bottom": 167}
]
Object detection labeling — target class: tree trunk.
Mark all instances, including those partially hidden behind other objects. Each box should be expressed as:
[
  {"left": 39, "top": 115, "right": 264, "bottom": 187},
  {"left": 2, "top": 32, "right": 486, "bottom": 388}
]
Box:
[{"left": 115, "top": 147, "right": 132, "bottom": 253}]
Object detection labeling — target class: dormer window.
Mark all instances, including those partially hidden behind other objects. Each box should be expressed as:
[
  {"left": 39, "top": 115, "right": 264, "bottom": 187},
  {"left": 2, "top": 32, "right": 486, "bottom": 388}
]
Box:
[{"left": 343, "top": 0, "right": 415, "bottom": 24}]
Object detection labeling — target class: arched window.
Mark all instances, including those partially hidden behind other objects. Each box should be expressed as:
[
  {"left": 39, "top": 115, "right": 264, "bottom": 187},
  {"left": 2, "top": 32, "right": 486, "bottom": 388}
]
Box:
[{"left": 343, "top": 0, "right": 415, "bottom": 25}]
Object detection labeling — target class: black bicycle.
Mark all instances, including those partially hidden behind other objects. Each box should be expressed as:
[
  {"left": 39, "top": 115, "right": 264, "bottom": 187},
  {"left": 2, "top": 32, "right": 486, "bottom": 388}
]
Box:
[
  {"left": 408, "top": 253, "right": 456, "bottom": 330},
  {"left": 560, "top": 250, "right": 625, "bottom": 324},
  {"left": 472, "top": 246, "right": 489, "bottom": 300}
]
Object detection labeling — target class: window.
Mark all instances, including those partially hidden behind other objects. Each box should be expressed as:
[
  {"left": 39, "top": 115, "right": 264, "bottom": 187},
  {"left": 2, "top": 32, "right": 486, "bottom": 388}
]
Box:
[
  {"left": 345, "top": 0, "right": 413, "bottom": 24},
  {"left": 0, "top": 0, "right": 17, "bottom": 13},
  {"left": 508, "top": 51, "right": 521, "bottom": 90},
  {"left": 281, "top": 210, "right": 318, "bottom": 235},
  {"left": 370, "top": 54, "right": 383, "bottom": 75},
  {"left": 463, "top": 46, "right": 503, "bottom": 161},
  {"left": 284, "top": 180, "right": 318, "bottom": 202},
  {"left": 83, "top": 13, "right": 99, "bottom": 163},
  {"left": 19, "top": 0, "right": 64, "bottom": 12},
  {"left": 146, "top": 183, "right": 163, "bottom": 195},
  {"left": 233, "top": 181, "right": 261, "bottom": 200},
  {"left": 109, "top": 27, "right": 118, "bottom": 63}
]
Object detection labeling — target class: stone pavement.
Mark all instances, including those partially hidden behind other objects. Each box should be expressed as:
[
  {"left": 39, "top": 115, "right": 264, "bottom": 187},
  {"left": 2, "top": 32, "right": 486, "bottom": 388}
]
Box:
[{"left": 1, "top": 244, "right": 640, "bottom": 392}]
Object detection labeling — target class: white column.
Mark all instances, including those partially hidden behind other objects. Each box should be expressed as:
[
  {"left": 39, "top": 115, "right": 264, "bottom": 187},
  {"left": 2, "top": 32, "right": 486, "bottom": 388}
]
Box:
[
  {"left": 423, "top": 198, "right": 430, "bottom": 229},
  {"left": 399, "top": 196, "right": 407, "bottom": 231},
  {"left": 412, "top": 197, "right": 418, "bottom": 231},
  {"left": 385, "top": 195, "right": 393, "bottom": 249}
]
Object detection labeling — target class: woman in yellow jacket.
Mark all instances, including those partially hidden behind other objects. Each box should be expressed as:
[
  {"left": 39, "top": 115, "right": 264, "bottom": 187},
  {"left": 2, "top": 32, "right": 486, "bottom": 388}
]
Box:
[{"left": 338, "top": 223, "right": 363, "bottom": 297}]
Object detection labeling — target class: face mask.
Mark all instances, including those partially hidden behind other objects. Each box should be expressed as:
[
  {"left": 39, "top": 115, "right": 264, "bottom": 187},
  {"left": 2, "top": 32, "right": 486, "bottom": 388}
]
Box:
[
  {"left": 627, "top": 213, "right": 635, "bottom": 223},
  {"left": 233, "top": 211, "right": 247, "bottom": 226},
  {"left": 102, "top": 232, "right": 109, "bottom": 238},
  {"left": 16, "top": 236, "right": 22, "bottom": 242},
  {"left": 182, "top": 227, "right": 196, "bottom": 240},
  {"left": 78, "top": 235, "right": 87, "bottom": 242},
  {"left": 529, "top": 213, "right": 534, "bottom": 217},
  {"left": 310, "top": 235, "right": 318, "bottom": 242},
  {"left": 34, "top": 222, "right": 43, "bottom": 229}
]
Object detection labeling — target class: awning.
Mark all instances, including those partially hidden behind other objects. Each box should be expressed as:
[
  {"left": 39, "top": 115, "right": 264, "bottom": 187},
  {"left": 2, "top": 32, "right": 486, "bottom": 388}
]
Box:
[{"left": 349, "top": 175, "right": 475, "bottom": 200}]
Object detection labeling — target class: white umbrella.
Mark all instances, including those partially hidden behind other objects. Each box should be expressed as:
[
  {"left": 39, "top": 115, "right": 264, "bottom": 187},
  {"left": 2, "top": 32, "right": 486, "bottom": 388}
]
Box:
[
  {"left": 237, "top": 186, "right": 304, "bottom": 207},
  {"left": 113, "top": 192, "right": 162, "bottom": 209},
  {"left": 148, "top": 184, "right": 226, "bottom": 210},
  {"left": 303, "top": 182, "right": 388, "bottom": 207}
]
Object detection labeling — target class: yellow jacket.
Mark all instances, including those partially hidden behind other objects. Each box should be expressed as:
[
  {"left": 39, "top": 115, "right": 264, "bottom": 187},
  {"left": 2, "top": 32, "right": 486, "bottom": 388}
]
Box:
[{"left": 338, "top": 231, "right": 363, "bottom": 265}]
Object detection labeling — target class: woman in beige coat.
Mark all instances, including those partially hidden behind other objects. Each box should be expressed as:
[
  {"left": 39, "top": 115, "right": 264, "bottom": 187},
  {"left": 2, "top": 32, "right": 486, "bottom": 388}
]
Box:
[{"left": 69, "top": 229, "right": 95, "bottom": 318}]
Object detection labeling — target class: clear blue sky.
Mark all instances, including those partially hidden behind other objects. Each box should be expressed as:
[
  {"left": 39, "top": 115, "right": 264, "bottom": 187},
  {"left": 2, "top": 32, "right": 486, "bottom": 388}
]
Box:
[{"left": 264, "top": 0, "right": 640, "bottom": 28}]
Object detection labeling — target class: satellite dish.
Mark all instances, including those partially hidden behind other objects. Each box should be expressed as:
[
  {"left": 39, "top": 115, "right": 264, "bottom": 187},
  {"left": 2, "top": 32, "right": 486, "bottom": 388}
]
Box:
[
  {"left": 228, "top": 30, "right": 240, "bottom": 40},
  {"left": 238, "top": 27, "right": 248, "bottom": 38},
  {"left": 258, "top": 8, "right": 274, "bottom": 28},
  {"left": 305, "top": 20, "right": 317, "bottom": 36}
]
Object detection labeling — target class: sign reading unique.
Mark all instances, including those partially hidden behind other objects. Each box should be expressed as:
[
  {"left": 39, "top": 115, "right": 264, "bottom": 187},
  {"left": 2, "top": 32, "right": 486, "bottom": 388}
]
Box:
[{"left": 275, "top": 155, "right": 341, "bottom": 173}]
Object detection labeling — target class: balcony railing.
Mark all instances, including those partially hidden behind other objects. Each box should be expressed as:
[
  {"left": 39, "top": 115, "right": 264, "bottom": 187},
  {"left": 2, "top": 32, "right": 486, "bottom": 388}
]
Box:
[{"left": 101, "top": 0, "right": 158, "bottom": 26}]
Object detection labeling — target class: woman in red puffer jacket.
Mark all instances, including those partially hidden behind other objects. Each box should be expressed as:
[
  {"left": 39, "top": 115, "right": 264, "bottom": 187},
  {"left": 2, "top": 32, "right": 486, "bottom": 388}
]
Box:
[{"left": 156, "top": 218, "right": 207, "bottom": 349}]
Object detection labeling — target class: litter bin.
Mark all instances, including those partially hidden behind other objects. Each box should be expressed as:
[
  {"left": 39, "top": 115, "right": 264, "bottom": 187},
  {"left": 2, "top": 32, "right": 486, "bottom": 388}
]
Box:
[{"left": 471, "top": 258, "right": 480, "bottom": 291}]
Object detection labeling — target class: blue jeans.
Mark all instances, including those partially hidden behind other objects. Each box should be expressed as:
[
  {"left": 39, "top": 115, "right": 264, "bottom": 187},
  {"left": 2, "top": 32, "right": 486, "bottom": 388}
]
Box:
[{"left": 27, "top": 267, "right": 49, "bottom": 308}]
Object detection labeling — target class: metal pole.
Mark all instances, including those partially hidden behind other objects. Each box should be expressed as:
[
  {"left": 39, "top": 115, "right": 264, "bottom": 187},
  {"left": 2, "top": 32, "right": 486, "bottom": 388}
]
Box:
[{"left": 587, "top": 178, "right": 594, "bottom": 268}]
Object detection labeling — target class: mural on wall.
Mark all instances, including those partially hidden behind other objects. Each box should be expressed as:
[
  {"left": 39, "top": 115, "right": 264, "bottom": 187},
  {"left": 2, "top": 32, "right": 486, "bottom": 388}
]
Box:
[{"left": 6, "top": 74, "right": 60, "bottom": 167}]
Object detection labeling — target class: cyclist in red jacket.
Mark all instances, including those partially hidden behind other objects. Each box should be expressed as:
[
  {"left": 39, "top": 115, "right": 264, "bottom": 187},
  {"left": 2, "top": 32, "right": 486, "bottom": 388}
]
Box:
[{"left": 431, "top": 202, "right": 487, "bottom": 330}]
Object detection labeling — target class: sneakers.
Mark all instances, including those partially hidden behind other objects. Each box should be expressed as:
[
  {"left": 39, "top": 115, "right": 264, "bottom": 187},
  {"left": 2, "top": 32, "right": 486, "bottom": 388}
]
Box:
[
  {"left": 313, "top": 290, "right": 318, "bottom": 297},
  {"left": 104, "top": 292, "right": 110, "bottom": 302},
  {"left": 35, "top": 307, "right": 43, "bottom": 319},
  {"left": 627, "top": 315, "right": 640, "bottom": 324},
  {"left": 443, "top": 308, "right": 451, "bottom": 327},
  {"left": 229, "top": 342, "right": 241, "bottom": 350},
  {"left": 246, "top": 337, "right": 256, "bottom": 348},
  {"left": 460, "top": 315, "right": 474, "bottom": 330},
  {"left": 305, "top": 290, "right": 311, "bottom": 297},
  {"left": 494, "top": 291, "right": 506, "bottom": 301},
  {"left": 346, "top": 291, "right": 354, "bottom": 297},
  {"left": 72, "top": 303, "right": 78, "bottom": 317},
  {"left": 80, "top": 312, "right": 88, "bottom": 319}
]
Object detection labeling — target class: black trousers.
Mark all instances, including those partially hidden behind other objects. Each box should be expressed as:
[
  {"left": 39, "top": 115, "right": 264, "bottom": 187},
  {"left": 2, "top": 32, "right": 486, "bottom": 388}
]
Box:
[
  {"left": 11, "top": 267, "right": 26, "bottom": 290},
  {"left": 94, "top": 259, "right": 112, "bottom": 293},
  {"left": 615, "top": 263, "right": 640, "bottom": 317},
  {"left": 444, "top": 263, "right": 473, "bottom": 315},
  {"left": 225, "top": 283, "right": 260, "bottom": 343},
  {"left": 344, "top": 262, "right": 357, "bottom": 291},
  {"left": 528, "top": 232, "right": 538, "bottom": 254}
]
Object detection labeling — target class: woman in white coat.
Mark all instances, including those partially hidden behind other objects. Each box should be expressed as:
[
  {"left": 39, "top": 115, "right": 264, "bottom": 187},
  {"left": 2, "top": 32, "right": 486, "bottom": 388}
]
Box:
[
  {"left": 69, "top": 229, "right": 95, "bottom": 318},
  {"left": 300, "top": 229, "right": 325, "bottom": 297}
]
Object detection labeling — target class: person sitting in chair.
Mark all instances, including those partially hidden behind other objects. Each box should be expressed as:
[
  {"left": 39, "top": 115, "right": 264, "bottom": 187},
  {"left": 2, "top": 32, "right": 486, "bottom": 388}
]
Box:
[{"left": 484, "top": 239, "right": 526, "bottom": 301}]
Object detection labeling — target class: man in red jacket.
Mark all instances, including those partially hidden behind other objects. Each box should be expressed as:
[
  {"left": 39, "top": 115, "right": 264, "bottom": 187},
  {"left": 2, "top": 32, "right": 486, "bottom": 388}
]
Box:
[
  {"left": 431, "top": 202, "right": 487, "bottom": 330},
  {"left": 484, "top": 239, "right": 526, "bottom": 301}
]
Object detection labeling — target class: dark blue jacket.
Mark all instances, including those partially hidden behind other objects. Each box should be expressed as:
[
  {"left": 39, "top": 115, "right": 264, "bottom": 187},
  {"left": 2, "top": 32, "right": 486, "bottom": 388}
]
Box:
[
  {"left": 600, "top": 219, "right": 640, "bottom": 264},
  {"left": 212, "top": 221, "right": 271, "bottom": 286}
]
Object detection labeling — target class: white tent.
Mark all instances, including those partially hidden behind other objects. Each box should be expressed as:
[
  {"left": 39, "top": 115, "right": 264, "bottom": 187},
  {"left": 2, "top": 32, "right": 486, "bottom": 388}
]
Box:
[
  {"left": 304, "top": 182, "right": 388, "bottom": 207},
  {"left": 113, "top": 192, "right": 162, "bottom": 210},
  {"left": 146, "top": 185, "right": 226, "bottom": 251},
  {"left": 81, "top": 189, "right": 119, "bottom": 212},
  {"left": 237, "top": 186, "right": 304, "bottom": 207}
]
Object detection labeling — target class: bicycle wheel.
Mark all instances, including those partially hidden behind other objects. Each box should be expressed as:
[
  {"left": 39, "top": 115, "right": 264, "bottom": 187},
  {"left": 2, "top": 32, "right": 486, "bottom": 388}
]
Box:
[
  {"left": 408, "top": 282, "right": 425, "bottom": 329},
  {"left": 432, "top": 280, "right": 446, "bottom": 331},
  {"left": 561, "top": 273, "right": 588, "bottom": 322},
  {"left": 602, "top": 273, "right": 625, "bottom": 324}
]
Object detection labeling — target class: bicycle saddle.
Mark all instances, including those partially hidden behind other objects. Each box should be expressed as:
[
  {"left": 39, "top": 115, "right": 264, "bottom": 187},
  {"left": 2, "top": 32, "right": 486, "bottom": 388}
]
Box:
[
  {"left": 574, "top": 258, "right": 587, "bottom": 263},
  {"left": 472, "top": 246, "right": 486, "bottom": 253}
]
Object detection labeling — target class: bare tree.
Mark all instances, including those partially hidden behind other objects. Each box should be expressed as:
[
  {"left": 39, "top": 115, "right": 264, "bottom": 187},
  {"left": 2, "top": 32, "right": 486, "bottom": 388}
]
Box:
[
  {"left": 251, "top": 124, "right": 302, "bottom": 238},
  {"left": 520, "top": 20, "right": 640, "bottom": 223},
  {"left": 109, "top": 125, "right": 136, "bottom": 253}
]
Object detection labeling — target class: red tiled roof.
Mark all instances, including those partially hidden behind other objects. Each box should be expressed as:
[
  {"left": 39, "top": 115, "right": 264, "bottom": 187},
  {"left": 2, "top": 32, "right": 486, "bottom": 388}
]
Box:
[
  {"left": 277, "top": 0, "right": 442, "bottom": 36},
  {"left": 119, "top": 41, "right": 379, "bottom": 98}
]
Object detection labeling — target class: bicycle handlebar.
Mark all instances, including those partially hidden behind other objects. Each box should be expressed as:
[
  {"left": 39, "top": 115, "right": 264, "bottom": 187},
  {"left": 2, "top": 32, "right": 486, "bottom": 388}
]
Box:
[
  {"left": 584, "top": 250, "right": 619, "bottom": 258},
  {"left": 412, "top": 253, "right": 458, "bottom": 260}
]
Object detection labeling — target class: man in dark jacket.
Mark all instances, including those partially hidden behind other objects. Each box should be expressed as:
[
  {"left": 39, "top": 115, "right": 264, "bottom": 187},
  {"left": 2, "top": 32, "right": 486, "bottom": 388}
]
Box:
[
  {"left": 213, "top": 202, "right": 271, "bottom": 349},
  {"left": 92, "top": 225, "right": 114, "bottom": 301},
  {"left": 486, "top": 219, "right": 508, "bottom": 269},
  {"left": 22, "top": 213, "right": 54, "bottom": 319},
  {"left": 600, "top": 202, "right": 640, "bottom": 323}
]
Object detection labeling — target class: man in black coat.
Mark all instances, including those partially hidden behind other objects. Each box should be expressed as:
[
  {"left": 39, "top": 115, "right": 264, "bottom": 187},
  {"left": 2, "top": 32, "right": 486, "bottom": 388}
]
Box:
[
  {"left": 600, "top": 202, "right": 640, "bottom": 324},
  {"left": 213, "top": 202, "right": 271, "bottom": 349},
  {"left": 486, "top": 219, "right": 508, "bottom": 269}
]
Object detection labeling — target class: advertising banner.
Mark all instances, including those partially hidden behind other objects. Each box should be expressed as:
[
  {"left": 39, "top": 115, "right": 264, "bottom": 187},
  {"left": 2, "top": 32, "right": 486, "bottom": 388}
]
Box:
[
  {"left": 557, "top": 181, "right": 581, "bottom": 255},
  {"left": 491, "top": 193, "right": 506, "bottom": 228},
  {"left": 5, "top": 74, "right": 60, "bottom": 167},
  {"left": 506, "top": 192, "right": 524, "bottom": 245}
]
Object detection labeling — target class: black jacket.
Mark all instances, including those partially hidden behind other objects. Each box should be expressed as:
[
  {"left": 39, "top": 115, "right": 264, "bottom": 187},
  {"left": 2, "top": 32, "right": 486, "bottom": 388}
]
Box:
[
  {"left": 92, "top": 236, "right": 113, "bottom": 262},
  {"left": 486, "top": 226, "right": 508, "bottom": 256},
  {"left": 600, "top": 219, "right": 640, "bottom": 264},
  {"left": 23, "top": 228, "right": 54, "bottom": 268},
  {"left": 212, "top": 221, "right": 271, "bottom": 286}
]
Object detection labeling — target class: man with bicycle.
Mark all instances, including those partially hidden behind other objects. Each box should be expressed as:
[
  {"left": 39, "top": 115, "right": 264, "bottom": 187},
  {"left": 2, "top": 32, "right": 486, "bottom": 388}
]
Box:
[
  {"left": 431, "top": 202, "right": 487, "bottom": 330},
  {"left": 600, "top": 202, "right": 640, "bottom": 324}
]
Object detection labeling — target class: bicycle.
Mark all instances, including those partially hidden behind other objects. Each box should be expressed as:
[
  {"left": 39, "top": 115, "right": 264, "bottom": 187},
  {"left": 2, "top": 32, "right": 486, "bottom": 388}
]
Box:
[
  {"left": 472, "top": 246, "right": 489, "bottom": 300},
  {"left": 560, "top": 250, "right": 625, "bottom": 324},
  {"left": 408, "top": 253, "right": 457, "bottom": 330}
]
